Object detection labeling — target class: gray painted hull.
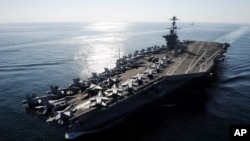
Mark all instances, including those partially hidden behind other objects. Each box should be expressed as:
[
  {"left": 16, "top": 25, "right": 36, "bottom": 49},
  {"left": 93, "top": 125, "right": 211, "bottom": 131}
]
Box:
[{"left": 65, "top": 72, "right": 205, "bottom": 139}]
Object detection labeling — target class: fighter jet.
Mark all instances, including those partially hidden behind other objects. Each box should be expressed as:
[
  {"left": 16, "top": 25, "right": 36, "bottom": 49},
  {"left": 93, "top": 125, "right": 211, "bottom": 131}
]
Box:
[
  {"left": 146, "top": 47, "right": 152, "bottom": 53},
  {"left": 90, "top": 91, "right": 109, "bottom": 107},
  {"left": 48, "top": 96, "right": 76, "bottom": 111},
  {"left": 104, "top": 68, "right": 116, "bottom": 77},
  {"left": 105, "top": 84, "right": 123, "bottom": 97},
  {"left": 91, "top": 72, "right": 98, "bottom": 79},
  {"left": 87, "top": 72, "right": 104, "bottom": 84},
  {"left": 22, "top": 94, "right": 47, "bottom": 107},
  {"left": 46, "top": 85, "right": 58, "bottom": 95},
  {"left": 103, "top": 76, "right": 121, "bottom": 88},
  {"left": 131, "top": 72, "right": 147, "bottom": 85},
  {"left": 112, "top": 63, "right": 126, "bottom": 73},
  {"left": 46, "top": 104, "right": 76, "bottom": 125},
  {"left": 143, "top": 68, "right": 157, "bottom": 79},
  {"left": 47, "top": 85, "right": 69, "bottom": 96},
  {"left": 34, "top": 105, "right": 48, "bottom": 115},
  {"left": 148, "top": 56, "right": 159, "bottom": 62},
  {"left": 133, "top": 50, "right": 139, "bottom": 56},
  {"left": 82, "top": 83, "right": 103, "bottom": 98},
  {"left": 156, "top": 59, "right": 167, "bottom": 67},
  {"left": 151, "top": 63, "right": 157, "bottom": 69},
  {"left": 121, "top": 79, "right": 138, "bottom": 92},
  {"left": 163, "top": 56, "right": 172, "bottom": 64},
  {"left": 140, "top": 49, "right": 145, "bottom": 54},
  {"left": 46, "top": 85, "right": 74, "bottom": 100},
  {"left": 151, "top": 62, "right": 164, "bottom": 73},
  {"left": 88, "top": 83, "right": 102, "bottom": 90},
  {"left": 72, "top": 78, "right": 89, "bottom": 89}
]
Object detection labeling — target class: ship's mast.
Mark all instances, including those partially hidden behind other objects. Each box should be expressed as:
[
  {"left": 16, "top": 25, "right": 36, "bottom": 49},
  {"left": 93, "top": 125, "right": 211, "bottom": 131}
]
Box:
[
  {"left": 170, "top": 16, "right": 178, "bottom": 35},
  {"left": 118, "top": 48, "right": 120, "bottom": 60},
  {"left": 162, "top": 16, "right": 179, "bottom": 49},
  {"left": 117, "top": 48, "right": 121, "bottom": 66}
]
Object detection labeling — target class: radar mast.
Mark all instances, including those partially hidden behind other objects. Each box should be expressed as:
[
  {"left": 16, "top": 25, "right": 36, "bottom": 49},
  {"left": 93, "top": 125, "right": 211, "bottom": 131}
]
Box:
[{"left": 163, "top": 16, "right": 179, "bottom": 49}]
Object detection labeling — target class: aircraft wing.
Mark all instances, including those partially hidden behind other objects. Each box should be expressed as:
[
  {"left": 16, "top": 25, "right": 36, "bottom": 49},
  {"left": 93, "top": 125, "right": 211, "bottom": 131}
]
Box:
[
  {"left": 106, "top": 89, "right": 113, "bottom": 93},
  {"left": 101, "top": 102, "right": 106, "bottom": 107},
  {"left": 131, "top": 75, "right": 137, "bottom": 79},
  {"left": 101, "top": 97, "right": 109, "bottom": 101},
  {"left": 94, "top": 85, "right": 102, "bottom": 90},
  {"left": 118, "top": 88, "right": 123, "bottom": 92},
  {"left": 90, "top": 102, "right": 97, "bottom": 107},
  {"left": 121, "top": 82, "right": 128, "bottom": 87},
  {"left": 133, "top": 83, "right": 138, "bottom": 86},
  {"left": 90, "top": 97, "right": 96, "bottom": 102}
]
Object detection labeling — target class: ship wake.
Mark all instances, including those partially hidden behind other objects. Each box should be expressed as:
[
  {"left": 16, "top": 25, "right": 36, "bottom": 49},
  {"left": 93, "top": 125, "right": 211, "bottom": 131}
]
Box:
[{"left": 215, "top": 26, "right": 249, "bottom": 44}]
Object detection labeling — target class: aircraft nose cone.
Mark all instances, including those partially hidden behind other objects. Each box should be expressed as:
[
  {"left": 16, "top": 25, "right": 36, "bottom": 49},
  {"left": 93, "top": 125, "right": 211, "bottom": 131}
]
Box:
[
  {"left": 65, "top": 132, "right": 72, "bottom": 139},
  {"left": 65, "top": 131, "right": 84, "bottom": 140}
]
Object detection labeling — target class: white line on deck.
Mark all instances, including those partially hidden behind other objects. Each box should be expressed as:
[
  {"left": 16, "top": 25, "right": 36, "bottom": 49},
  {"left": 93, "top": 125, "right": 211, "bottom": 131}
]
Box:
[{"left": 185, "top": 42, "right": 205, "bottom": 74}]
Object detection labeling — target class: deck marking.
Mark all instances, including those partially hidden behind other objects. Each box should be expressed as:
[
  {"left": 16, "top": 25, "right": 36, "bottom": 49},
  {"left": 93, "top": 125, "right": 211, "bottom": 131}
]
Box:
[
  {"left": 185, "top": 42, "right": 204, "bottom": 74},
  {"left": 167, "top": 53, "right": 189, "bottom": 75}
]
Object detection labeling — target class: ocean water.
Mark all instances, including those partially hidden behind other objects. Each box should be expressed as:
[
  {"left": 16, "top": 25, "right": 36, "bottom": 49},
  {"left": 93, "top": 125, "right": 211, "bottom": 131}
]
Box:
[{"left": 0, "top": 22, "right": 250, "bottom": 141}]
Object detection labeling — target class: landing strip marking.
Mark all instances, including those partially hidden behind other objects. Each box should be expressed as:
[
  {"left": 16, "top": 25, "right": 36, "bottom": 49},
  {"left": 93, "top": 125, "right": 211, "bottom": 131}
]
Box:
[
  {"left": 187, "top": 50, "right": 207, "bottom": 73},
  {"left": 167, "top": 53, "right": 189, "bottom": 75},
  {"left": 185, "top": 42, "right": 205, "bottom": 74},
  {"left": 206, "top": 50, "right": 221, "bottom": 63}
]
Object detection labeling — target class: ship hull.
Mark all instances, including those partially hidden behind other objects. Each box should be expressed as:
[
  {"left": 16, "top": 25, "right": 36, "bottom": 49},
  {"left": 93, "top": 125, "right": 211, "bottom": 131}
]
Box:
[{"left": 66, "top": 72, "right": 207, "bottom": 139}]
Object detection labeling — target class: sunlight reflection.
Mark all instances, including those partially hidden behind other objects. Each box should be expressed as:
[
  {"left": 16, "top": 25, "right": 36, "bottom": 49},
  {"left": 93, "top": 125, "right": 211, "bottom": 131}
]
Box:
[{"left": 73, "top": 23, "right": 129, "bottom": 78}]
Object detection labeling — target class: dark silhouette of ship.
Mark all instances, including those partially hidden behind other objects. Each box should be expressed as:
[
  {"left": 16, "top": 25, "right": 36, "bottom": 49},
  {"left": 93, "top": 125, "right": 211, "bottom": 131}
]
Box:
[{"left": 22, "top": 16, "right": 230, "bottom": 139}]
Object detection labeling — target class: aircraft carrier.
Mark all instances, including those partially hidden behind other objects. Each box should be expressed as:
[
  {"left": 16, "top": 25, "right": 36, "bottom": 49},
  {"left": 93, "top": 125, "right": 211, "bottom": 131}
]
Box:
[{"left": 22, "top": 17, "right": 230, "bottom": 139}]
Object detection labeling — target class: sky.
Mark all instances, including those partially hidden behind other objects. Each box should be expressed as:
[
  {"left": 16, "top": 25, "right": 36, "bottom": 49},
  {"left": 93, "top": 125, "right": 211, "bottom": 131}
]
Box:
[{"left": 0, "top": 0, "right": 250, "bottom": 23}]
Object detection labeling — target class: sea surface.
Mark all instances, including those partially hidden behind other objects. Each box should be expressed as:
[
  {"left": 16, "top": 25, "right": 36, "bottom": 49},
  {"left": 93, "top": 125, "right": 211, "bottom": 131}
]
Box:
[{"left": 0, "top": 22, "right": 249, "bottom": 141}]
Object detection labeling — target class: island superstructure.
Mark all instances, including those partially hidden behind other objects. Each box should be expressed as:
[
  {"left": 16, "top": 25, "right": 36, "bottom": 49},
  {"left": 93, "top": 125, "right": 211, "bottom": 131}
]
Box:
[{"left": 22, "top": 16, "right": 230, "bottom": 139}]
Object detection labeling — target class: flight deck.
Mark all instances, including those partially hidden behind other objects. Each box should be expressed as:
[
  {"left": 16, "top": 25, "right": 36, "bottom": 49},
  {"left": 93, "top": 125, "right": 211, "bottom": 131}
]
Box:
[{"left": 71, "top": 40, "right": 226, "bottom": 121}]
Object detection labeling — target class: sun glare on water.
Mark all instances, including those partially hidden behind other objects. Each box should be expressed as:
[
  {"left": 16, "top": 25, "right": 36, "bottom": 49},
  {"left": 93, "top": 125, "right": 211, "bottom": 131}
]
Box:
[{"left": 73, "top": 22, "right": 130, "bottom": 78}]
